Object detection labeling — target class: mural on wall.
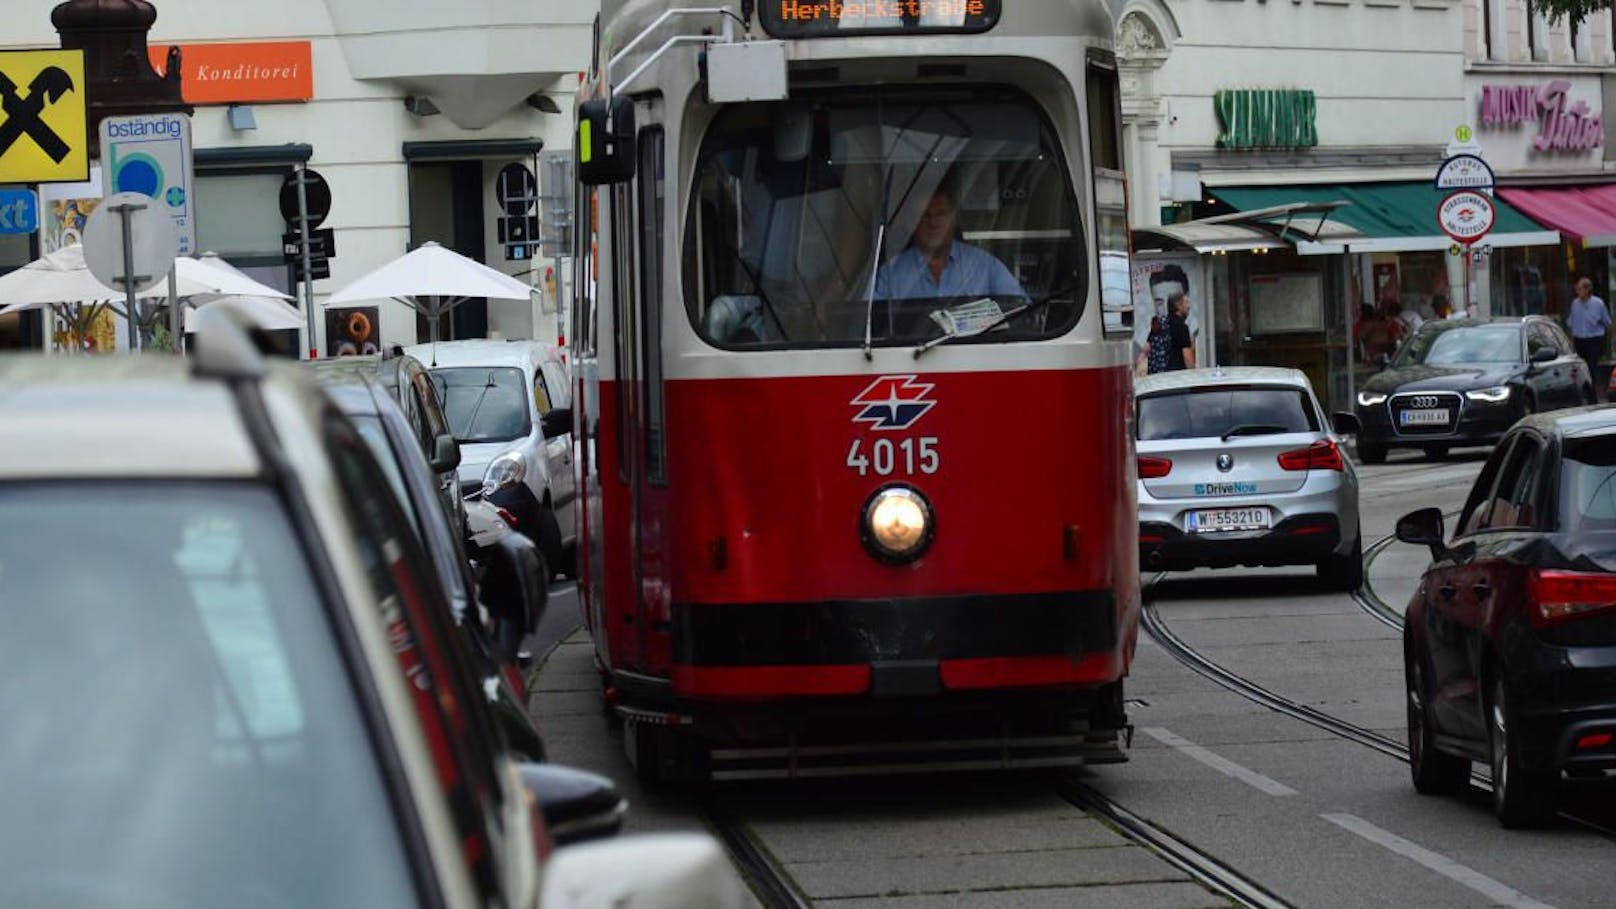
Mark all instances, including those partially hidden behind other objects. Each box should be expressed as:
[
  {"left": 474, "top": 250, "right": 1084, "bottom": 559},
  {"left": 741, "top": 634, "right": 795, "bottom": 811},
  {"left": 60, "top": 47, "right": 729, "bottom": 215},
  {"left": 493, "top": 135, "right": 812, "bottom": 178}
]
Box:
[
  {"left": 40, "top": 169, "right": 122, "bottom": 353},
  {"left": 326, "top": 306, "right": 379, "bottom": 357}
]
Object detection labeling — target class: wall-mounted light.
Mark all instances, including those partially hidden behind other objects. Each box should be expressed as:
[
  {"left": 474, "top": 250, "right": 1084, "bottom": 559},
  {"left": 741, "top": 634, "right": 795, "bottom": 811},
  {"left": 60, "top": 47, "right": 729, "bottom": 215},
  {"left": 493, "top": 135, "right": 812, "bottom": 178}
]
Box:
[
  {"left": 403, "top": 95, "right": 440, "bottom": 117},
  {"left": 227, "top": 104, "right": 258, "bottom": 131}
]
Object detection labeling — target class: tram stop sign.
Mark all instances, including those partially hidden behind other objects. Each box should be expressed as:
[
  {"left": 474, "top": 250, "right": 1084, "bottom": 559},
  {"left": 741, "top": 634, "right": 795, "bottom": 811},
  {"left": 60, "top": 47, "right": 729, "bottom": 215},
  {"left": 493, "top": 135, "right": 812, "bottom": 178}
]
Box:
[
  {"left": 1437, "top": 191, "right": 1496, "bottom": 246},
  {"left": 82, "top": 191, "right": 177, "bottom": 295}
]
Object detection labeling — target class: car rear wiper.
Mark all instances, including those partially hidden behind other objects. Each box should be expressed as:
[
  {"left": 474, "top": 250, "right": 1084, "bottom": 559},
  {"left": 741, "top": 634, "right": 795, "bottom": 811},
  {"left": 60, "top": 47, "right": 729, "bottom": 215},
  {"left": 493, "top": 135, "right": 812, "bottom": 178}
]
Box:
[{"left": 1219, "top": 423, "right": 1290, "bottom": 442}]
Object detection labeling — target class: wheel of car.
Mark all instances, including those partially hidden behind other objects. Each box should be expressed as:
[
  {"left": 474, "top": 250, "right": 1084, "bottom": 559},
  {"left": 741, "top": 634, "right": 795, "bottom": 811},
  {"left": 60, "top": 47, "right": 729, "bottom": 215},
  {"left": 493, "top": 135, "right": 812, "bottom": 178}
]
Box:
[
  {"left": 1422, "top": 444, "right": 1449, "bottom": 460},
  {"left": 1316, "top": 533, "right": 1363, "bottom": 592},
  {"left": 1356, "top": 439, "right": 1387, "bottom": 465},
  {"left": 1490, "top": 677, "right": 1558, "bottom": 828},
  {"left": 1406, "top": 654, "right": 1468, "bottom": 795}
]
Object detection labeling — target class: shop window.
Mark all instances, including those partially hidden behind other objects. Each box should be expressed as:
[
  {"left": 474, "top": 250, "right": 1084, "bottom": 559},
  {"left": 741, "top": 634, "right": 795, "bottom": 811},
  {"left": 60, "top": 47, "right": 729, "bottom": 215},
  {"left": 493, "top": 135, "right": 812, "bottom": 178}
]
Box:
[{"left": 196, "top": 172, "right": 288, "bottom": 260}]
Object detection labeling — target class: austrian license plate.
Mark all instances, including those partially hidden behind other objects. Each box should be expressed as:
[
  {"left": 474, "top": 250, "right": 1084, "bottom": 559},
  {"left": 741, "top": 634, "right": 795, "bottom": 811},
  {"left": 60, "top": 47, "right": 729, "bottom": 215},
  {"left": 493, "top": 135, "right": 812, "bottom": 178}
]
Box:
[
  {"left": 1400, "top": 408, "right": 1449, "bottom": 426},
  {"left": 1187, "top": 507, "right": 1270, "bottom": 533}
]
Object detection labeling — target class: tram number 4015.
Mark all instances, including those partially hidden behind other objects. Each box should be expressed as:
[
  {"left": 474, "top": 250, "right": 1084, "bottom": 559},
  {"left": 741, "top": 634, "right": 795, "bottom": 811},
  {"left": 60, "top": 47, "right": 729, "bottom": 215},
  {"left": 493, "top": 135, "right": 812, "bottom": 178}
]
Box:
[{"left": 846, "top": 437, "right": 939, "bottom": 477}]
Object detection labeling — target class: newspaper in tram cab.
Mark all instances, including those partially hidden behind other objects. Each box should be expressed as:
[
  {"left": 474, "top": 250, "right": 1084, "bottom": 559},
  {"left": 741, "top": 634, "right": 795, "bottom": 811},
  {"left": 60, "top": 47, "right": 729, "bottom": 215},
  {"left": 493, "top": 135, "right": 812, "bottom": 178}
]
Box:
[{"left": 930, "top": 298, "right": 1008, "bottom": 337}]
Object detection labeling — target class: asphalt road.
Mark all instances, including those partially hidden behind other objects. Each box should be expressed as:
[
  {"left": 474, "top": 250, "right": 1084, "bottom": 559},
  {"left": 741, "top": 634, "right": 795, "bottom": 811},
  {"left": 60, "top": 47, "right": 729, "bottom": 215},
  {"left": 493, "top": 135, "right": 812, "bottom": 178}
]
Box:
[{"left": 527, "top": 447, "right": 1616, "bottom": 908}]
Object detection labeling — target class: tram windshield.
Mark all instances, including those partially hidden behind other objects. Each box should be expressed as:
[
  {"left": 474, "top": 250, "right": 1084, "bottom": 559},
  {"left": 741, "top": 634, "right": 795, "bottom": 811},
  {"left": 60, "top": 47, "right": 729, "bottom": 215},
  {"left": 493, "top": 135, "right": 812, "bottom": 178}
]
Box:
[{"left": 684, "top": 87, "right": 1086, "bottom": 350}]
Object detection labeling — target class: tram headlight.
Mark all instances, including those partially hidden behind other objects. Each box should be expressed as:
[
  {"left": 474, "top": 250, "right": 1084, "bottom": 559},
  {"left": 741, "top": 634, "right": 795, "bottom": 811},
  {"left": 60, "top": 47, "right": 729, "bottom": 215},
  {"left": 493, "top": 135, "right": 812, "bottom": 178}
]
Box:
[{"left": 862, "top": 485, "right": 934, "bottom": 563}]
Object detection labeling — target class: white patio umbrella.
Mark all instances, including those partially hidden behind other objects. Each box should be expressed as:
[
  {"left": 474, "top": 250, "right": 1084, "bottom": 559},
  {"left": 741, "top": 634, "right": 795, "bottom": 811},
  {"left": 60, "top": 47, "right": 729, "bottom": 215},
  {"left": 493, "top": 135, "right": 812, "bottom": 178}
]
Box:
[
  {"left": 181, "top": 252, "right": 302, "bottom": 333},
  {"left": 0, "top": 246, "right": 290, "bottom": 313},
  {"left": 324, "top": 240, "right": 535, "bottom": 342}
]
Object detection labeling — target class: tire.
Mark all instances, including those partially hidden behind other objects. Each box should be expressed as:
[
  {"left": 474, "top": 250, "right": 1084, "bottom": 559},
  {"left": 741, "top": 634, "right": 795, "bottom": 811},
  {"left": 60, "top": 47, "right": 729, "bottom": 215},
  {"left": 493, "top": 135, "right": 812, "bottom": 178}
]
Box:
[
  {"left": 535, "top": 506, "right": 565, "bottom": 581},
  {"left": 1357, "top": 439, "right": 1387, "bottom": 465},
  {"left": 559, "top": 541, "right": 579, "bottom": 580},
  {"left": 1407, "top": 654, "right": 1468, "bottom": 795},
  {"left": 1422, "top": 444, "right": 1449, "bottom": 460},
  {"left": 1317, "top": 533, "right": 1364, "bottom": 592},
  {"left": 1490, "top": 677, "right": 1558, "bottom": 828}
]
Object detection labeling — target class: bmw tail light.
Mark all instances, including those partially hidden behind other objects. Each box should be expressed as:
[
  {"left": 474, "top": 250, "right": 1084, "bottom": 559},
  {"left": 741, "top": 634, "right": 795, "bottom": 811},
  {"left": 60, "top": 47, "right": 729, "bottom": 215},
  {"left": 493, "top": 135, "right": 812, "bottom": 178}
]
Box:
[
  {"left": 1277, "top": 440, "right": 1344, "bottom": 472},
  {"left": 1138, "top": 456, "right": 1172, "bottom": 479},
  {"left": 1527, "top": 570, "right": 1616, "bottom": 627}
]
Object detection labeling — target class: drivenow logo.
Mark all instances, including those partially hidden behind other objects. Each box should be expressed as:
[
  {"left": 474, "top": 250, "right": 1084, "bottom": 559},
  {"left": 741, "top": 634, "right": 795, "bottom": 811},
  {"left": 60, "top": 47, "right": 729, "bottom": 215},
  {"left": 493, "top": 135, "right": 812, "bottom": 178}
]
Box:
[{"left": 851, "top": 375, "right": 936, "bottom": 431}]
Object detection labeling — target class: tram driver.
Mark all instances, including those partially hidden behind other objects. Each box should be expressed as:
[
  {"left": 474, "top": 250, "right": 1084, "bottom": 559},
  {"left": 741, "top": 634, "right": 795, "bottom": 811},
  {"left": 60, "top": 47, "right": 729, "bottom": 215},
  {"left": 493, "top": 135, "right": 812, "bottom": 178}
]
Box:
[{"left": 873, "top": 184, "right": 1026, "bottom": 302}]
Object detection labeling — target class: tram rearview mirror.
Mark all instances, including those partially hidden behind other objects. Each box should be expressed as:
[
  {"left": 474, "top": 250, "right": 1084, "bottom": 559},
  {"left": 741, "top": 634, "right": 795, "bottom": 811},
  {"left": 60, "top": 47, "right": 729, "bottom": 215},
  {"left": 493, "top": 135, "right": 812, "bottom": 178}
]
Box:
[{"left": 577, "top": 95, "right": 636, "bottom": 186}]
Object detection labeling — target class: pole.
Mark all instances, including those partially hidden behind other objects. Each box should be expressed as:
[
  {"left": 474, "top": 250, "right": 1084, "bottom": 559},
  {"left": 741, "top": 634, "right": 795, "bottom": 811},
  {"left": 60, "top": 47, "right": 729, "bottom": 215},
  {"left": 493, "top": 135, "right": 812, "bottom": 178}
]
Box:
[
  {"left": 117, "top": 203, "right": 141, "bottom": 352},
  {"left": 167, "top": 265, "right": 179, "bottom": 354},
  {"left": 295, "top": 163, "right": 318, "bottom": 359},
  {"left": 1464, "top": 244, "right": 1473, "bottom": 318}
]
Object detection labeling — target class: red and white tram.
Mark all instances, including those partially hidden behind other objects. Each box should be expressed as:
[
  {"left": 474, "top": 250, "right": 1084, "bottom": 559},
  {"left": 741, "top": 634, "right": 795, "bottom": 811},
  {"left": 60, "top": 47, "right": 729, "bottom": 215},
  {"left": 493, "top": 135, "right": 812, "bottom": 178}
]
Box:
[{"left": 570, "top": 0, "right": 1140, "bottom": 780}]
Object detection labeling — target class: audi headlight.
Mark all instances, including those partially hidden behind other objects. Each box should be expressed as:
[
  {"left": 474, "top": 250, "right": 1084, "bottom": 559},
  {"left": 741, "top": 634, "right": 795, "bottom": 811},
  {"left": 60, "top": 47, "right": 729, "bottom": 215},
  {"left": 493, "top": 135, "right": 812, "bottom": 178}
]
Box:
[
  {"left": 1465, "top": 385, "right": 1511, "bottom": 404},
  {"left": 481, "top": 453, "right": 526, "bottom": 497},
  {"left": 862, "top": 486, "right": 934, "bottom": 563},
  {"left": 1357, "top": 391, "right": 1387, "bottom": 407}
]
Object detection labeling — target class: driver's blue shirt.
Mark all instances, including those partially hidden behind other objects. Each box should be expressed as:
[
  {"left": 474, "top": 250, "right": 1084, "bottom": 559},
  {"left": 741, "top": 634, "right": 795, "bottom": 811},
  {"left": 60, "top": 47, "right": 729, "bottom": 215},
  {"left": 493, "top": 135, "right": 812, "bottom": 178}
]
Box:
[{"left": 873, "top": 241, "right": 1025, "bottom": 300}]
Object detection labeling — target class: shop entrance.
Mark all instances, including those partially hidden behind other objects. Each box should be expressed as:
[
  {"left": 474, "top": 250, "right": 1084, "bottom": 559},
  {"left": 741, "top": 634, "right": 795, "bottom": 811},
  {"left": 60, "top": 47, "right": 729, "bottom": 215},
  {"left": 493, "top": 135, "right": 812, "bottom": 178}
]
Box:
[{"left": 408, "top": 160, "right": 488, "bottom": 342}]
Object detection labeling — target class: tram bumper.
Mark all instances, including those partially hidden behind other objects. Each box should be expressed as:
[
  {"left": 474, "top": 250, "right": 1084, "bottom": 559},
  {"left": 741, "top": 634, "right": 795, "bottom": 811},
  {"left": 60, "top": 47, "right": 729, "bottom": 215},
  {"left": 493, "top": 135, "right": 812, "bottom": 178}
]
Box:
[{"left": 670, "top": 590, "right": 1121, "bottom": 699}]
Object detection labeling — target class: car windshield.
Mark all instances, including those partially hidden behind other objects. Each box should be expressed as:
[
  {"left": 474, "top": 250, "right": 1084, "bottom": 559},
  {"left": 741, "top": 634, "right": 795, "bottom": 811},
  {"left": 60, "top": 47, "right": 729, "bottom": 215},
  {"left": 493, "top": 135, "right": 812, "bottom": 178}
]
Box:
[
  {"left": 684, "top": 86, "right": 1085, "bottom": 349},
  {"left": 0, "top": 483, "right": 417, "bottom": 909},
  {"left": 1137, "top": 386, "right": 1320, "bottom": 442},
  {"left": 430, "top": 367, "right": 531, "bottom": 443},
  {"left": 1559, "top": 434, "right": 1616, "bottom": 532},
  {"left": 1394, "top": 324, "right": 1521, "bottom": 367}
]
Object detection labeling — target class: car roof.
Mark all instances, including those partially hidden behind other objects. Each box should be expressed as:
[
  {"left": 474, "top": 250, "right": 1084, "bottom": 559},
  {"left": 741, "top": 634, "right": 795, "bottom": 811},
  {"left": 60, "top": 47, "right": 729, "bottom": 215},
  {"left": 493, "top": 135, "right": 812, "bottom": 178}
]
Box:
[
  {"left": 1415, "top": 317, "right": 1527, "bottom": 334},
  {"left": 1518, "top": 404, "right": 1616, "bottom": 440},
  {"left": 403, "top": 339, "right": 558, "bottom": 370},
  {"left": 1135, "top": 366, "right": 1314, "bottom": 396},
  {"left": 306, "top": 353, "right": 420, "bottom": 390},
  {"left": 0, "top": 354, "right": 264, "bottom": 479}
]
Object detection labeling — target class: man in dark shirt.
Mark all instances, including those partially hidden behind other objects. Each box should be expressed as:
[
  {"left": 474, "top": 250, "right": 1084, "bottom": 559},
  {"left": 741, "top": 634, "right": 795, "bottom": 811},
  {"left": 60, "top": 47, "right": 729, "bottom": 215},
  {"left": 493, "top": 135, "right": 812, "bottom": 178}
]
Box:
[{"left": 1166, "top": 290, "right": 1196, "bottom": 370}]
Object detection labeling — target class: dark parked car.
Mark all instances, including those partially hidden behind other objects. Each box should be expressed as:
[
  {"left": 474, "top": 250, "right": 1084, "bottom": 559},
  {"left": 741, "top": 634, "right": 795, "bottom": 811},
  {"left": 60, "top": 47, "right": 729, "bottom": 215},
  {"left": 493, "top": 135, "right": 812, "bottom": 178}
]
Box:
[
  {"left": 1355, "top": 317, "right": 1594, "bottom": 463},
  {"left": 1397, "top": 407, "right": 1616, "bottom": 827},
  {"left": 310, "top": 366, "right": 549, "bottom": 760}
]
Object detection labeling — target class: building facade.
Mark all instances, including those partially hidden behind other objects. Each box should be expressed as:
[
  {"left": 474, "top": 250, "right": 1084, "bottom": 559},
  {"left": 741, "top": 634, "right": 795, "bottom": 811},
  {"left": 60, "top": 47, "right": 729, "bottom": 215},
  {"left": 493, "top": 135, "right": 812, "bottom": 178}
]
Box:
[{"left": 0, "top": 0, "right": 594, "bottom": 355}]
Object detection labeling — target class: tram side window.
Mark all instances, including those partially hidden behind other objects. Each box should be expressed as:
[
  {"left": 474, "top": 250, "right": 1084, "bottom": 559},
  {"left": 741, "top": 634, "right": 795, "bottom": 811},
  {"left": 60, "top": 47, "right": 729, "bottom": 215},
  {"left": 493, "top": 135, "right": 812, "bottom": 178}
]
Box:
[
  {"left": 638, "top": 127, "right": 667, "bottom": 486},
  {"left": 1087, "top": 52, "right": 1131, "bottom": 339},
  {"left": 683, "top": 87, "right": 1087, "bottom": 350}
]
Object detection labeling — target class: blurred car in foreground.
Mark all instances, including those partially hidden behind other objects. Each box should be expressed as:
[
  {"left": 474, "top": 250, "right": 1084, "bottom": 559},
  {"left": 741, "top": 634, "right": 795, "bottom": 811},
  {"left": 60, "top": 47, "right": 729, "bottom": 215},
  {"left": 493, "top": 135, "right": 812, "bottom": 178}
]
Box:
[
  {"left": 1136, "top": 366, "right": 1363, "bottom": 590},
  {"left": 1355, "top": 317, "right": 1592, "bottom": 463},
  {"left": 1398, "top": 407, "right": 1616, "bottom": 827},
  {"left": 0, "top": 312, "right": 745, "bottom": 908}
]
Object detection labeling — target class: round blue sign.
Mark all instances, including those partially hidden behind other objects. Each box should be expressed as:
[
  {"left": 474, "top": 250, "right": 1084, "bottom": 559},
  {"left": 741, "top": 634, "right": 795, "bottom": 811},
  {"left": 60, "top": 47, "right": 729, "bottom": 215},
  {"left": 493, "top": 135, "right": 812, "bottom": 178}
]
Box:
[
  {"left": 165, "top": 186, "right": 185, "bottom": 207},
  {"left": 114, "top": 155, "right": 163, "bottom": 198}
]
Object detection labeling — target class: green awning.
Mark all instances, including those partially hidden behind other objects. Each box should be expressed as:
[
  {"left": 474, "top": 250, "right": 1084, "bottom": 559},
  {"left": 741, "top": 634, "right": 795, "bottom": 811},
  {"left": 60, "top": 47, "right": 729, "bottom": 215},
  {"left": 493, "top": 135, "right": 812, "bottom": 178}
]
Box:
[{"left": 1211, "top": 182, "right": 1559, "bottom": 253}]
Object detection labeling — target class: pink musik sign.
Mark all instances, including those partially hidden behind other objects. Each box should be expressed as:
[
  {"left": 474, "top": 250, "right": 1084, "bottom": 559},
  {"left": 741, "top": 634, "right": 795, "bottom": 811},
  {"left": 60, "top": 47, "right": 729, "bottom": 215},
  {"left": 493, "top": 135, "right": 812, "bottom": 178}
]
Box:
[{"left": 1479, "top": 81, "right": 1603, "bottom": 152}]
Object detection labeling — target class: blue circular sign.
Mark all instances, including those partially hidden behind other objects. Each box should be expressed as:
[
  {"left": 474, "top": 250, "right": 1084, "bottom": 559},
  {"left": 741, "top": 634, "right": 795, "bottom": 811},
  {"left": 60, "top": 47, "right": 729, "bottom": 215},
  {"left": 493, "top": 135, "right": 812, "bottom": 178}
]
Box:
[
  {"left": 165, "top": 186, "right": 185, "bottom": 207},
  {"left": 114, "top": 154, "right": 163, "bottom": 198}
]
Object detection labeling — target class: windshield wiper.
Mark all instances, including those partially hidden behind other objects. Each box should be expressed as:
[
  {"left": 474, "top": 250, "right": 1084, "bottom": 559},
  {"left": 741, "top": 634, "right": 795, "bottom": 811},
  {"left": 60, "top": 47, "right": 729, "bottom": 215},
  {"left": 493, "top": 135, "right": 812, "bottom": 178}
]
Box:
[{"left": 1220, "top": 423, "right": 1290, "bottom": 442}]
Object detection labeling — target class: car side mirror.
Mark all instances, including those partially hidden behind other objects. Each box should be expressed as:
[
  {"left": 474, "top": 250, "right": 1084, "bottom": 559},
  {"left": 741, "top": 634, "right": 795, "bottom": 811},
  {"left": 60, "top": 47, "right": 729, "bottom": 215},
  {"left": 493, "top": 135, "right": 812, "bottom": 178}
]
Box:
[
  {"left": 1395, "top": 507, "right": 1447, "bottom": 560},
  {"left": 430, "top": 433, "right": 461, "bottom": 473},
  {"left": 478, "top": 533, "right": 547, "bottom": 659},
  {"left": 519, "top": 763, "right": 626, "bottom": 847},
  {"left": 1530, "top": 346, "right": 1557, "bottom": 365},
  {"left": 541, "top": 407, "right": 574, "bottom": 440},
  {"left": 1331, "top": 411, "right": 1361, "bottom": 436},
  {"left": 540, "top": 834, "right": 749, "bottom": 909}
]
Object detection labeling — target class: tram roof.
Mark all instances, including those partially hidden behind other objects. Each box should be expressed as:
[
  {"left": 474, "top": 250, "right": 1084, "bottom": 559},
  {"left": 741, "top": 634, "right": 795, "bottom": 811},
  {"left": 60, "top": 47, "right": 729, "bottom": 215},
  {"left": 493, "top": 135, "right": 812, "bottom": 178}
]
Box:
[{"left": 599, "top": 0, "right": 1115, "bottom": 62}]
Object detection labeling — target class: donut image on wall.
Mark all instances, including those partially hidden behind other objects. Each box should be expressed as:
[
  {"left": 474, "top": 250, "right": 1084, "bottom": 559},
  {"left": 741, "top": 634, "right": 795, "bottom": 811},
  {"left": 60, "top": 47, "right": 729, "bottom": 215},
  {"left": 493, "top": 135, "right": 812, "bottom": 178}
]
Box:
[{"left": 326, "top": 305, "right": 380, "bottom": 358}]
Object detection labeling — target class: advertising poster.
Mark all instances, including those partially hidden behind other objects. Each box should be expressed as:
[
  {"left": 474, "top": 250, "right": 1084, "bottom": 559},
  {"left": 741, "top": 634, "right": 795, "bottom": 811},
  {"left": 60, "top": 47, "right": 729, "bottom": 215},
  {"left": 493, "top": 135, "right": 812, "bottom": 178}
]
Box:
[
  {"left": 1131, "top": 253, "right": 1203, "bottom": 361},
  {"left": 326, "top": 306, "right": 379, "bottom": 357},
  {"left": 39, "top": 166, "right": 126, "bottom": 353}
]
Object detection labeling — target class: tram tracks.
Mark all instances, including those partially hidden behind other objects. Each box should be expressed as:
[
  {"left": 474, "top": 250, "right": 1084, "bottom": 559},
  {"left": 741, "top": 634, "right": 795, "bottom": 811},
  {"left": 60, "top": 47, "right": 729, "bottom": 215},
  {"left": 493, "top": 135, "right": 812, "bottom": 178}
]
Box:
[
  {"left": 703, "top": 800, "right": 813, "bottom": 909},
  {"left": 1143, "top": 567, "right": 1616, "bottom": 839}
]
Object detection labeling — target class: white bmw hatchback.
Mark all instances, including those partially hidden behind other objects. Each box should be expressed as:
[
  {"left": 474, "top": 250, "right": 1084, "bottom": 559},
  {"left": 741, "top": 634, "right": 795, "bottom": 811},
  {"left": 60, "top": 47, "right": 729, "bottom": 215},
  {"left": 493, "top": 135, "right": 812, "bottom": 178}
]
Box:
[{"left": 1135, "top": 366, "right": 1364, "bottom": 590}]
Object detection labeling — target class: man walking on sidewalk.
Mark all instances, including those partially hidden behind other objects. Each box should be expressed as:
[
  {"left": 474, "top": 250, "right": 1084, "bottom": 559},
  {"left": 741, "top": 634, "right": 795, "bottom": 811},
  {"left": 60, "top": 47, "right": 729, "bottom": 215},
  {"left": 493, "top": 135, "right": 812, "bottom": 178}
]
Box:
[{"left": 1568, "top": 277, "right": 1610, "bottom": 402}]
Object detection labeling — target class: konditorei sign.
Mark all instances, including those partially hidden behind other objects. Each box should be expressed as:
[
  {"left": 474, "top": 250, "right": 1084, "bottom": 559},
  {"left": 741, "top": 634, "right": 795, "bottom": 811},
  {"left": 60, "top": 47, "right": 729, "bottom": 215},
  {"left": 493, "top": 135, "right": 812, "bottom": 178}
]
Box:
[
  {"left": 1214, "top": 89, "right": 1318, "bottom": 150},
  {"left": 1479, "top": 81, "right": 1601, "bottom": 153},
  {"left": 147, "top": 41, "right": 313, "bottom": 105}
]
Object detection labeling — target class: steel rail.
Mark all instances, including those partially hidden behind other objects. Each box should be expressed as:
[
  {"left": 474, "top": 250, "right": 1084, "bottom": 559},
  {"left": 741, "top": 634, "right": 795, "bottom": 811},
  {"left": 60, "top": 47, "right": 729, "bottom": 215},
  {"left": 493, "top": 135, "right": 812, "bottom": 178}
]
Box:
[
  {"left": 1144, "top": 572, "right": 1616, "bottom": 839},
  {"left": 703, "top": 801, "right": 813, "bottom": 909},
  {"left": 1055, "top": 776, "right": 1299, "bottom": 909}
]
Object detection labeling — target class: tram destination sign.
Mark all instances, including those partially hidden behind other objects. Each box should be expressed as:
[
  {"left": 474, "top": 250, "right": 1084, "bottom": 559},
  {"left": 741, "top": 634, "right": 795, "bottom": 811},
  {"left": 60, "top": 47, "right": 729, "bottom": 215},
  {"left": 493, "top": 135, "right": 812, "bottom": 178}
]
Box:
[{"left": 761, "top": 1, "right": 1001, "bottom": 38}]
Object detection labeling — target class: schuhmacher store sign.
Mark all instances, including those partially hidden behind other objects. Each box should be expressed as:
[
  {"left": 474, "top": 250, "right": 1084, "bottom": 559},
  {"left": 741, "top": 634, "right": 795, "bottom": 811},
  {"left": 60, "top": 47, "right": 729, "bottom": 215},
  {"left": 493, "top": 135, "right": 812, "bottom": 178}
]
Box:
[
  {"left": 147, "top": 41, "right": 313, "bottom": 105},
  {"left": 1472, "top": 75, "right": 1604, "bottom": 170}
]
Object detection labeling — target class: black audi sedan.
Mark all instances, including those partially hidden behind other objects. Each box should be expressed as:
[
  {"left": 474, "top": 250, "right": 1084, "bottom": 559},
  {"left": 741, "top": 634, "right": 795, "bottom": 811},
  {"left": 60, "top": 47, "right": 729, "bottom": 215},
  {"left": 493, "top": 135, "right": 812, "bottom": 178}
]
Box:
[
  {"left": 1354, "top": 317, "right": 1594, "bottom": 463},
  {"left": 1396, "top": 408, "right": 1616, "bottom": 827}
]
